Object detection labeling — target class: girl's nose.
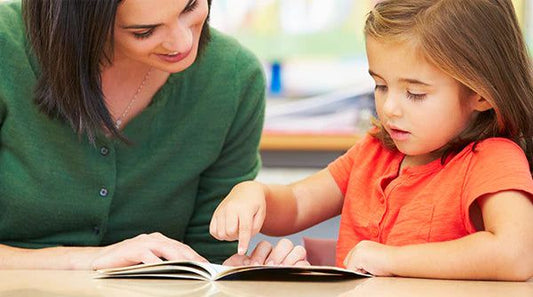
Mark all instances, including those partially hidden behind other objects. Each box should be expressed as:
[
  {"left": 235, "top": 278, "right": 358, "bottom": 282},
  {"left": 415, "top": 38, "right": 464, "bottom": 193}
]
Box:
[{"left": 382, "top": 93, "right": 402, "bottom": 118}]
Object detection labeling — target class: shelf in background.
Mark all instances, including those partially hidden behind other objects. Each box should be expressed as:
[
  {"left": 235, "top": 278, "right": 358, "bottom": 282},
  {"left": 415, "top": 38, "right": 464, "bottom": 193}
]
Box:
[{"left": 260, "top": 133, "right": 360, "bottom": 151}]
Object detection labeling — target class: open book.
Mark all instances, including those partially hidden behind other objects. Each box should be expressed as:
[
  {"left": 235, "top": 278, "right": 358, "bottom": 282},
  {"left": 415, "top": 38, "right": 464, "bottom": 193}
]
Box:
[{"left": 96, "top": 261, "right": 371, "bottom": 281}]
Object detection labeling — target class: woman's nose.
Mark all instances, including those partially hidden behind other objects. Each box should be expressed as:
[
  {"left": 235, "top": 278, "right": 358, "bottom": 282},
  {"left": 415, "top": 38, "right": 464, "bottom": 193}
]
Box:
[{"left": 162, "top": 21, "right": 193, "bottom": 53}]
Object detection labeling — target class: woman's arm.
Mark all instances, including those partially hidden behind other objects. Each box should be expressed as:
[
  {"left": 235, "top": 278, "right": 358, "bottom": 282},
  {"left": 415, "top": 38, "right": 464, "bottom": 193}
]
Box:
[
  {"left": 0, "top": 232, "right": 207, "bottom": 270},
  {"left": 345, "top": 190, "right": 533, "bottom": 281}
]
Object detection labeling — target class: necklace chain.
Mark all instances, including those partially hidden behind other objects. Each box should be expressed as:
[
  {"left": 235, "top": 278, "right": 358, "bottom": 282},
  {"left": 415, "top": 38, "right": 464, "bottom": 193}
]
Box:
[{"left": 115, "top": 67, "right": 153, "bottom": 129}]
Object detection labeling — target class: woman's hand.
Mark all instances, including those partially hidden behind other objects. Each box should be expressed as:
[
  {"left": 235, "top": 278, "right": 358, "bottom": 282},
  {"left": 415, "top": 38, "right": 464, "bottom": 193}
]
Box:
[
  {"left": 91, "top": 232, "right": 207, "bottom": 270},
  {"left": 210, "top": 181, "right": 267, "bottom": 255},
  {"left": 344, "top": 240, "right": 394, "bottom": 276},
  {"left": 223, "top": 239, "right": 309, "bottom": 267}
]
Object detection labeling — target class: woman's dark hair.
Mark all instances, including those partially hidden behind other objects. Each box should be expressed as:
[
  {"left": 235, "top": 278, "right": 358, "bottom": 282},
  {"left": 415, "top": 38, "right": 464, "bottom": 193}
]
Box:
[{"left": 22, "top": 0, "right": 212, "bottom": 142}]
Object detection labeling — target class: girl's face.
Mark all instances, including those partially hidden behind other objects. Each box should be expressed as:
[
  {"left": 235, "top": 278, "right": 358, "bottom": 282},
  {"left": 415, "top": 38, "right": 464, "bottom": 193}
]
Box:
[
  {"left": 366, "top": 36, "right": 487, "bottom": 164},
  {"left": 113, "top": 0, "right": 208, "bottom": 73}
]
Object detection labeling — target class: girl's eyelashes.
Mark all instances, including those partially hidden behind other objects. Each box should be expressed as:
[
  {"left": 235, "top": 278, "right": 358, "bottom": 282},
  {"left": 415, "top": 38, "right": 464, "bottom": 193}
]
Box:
[
  {"left": 374, "top": 85, "right": 426, "bottom": 101},
  {"left": 133, "top": 29, "right": 155, "bottom": 40},
  {"left": 374, "top": 85, "right": 387, "bottom": 92},
  {"left": 406, "top": 91, "right": 426, "bottom": 101}
]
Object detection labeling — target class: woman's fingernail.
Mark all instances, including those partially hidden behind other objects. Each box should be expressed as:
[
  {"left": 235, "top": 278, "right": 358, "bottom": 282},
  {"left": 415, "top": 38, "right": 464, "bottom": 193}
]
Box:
[{"left": 266, "top": 261, "right": 274, "bottom": 266}]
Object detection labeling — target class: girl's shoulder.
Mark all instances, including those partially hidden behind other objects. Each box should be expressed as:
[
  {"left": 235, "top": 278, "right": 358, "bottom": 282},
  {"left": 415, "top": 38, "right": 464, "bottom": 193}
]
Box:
[
  {"left": 468, "top": 137, "right": 527, "bottom": 159},
  {"left": 457, "top": 137, "right": 531, "bottom": 177},
  {"left": 346, "top": 132, "right": 397, "bottom": 157}
]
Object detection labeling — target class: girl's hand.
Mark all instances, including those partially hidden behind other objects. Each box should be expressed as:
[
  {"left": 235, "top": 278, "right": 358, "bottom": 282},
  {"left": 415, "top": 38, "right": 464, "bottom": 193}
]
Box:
[
  {"left": 210, "top": 181, "right": 267, "bottom": 255},
  {"left": 91, "top": 232, "right": 207, "bottom": 270},
  {"left": 223, "top": 239, "right": 309, "bottom": 267},
  {"left": 344, "top": 240, "right": 394, "bottom": 276}
]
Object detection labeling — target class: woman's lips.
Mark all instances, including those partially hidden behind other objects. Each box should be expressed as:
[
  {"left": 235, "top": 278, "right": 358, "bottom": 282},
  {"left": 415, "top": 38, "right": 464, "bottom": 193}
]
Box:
[{"left": 156, "top": 48, "right": 192, "bottom": 63}]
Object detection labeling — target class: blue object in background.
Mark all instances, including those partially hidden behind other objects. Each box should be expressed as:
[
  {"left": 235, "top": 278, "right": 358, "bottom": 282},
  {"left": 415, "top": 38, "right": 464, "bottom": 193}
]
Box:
[{"left": 269, "top": 61, "right": 282, "bottom": 96}]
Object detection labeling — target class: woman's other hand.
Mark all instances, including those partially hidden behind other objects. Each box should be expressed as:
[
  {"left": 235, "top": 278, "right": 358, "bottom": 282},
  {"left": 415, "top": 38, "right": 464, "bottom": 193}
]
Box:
[{"left": 91, "top": 232, "right": 207, "bottom": 270}]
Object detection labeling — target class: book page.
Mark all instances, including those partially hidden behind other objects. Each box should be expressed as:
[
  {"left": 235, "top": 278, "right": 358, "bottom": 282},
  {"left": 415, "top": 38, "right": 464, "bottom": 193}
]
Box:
[
  {"left": 97, "top": 261, "right": 234, "bottom": 280},
  {"left": 213, "top": 264, "right": 371, "bottom": 280},
  {"left": 97, "top": 261, "right": 371, "bottom": 281}
]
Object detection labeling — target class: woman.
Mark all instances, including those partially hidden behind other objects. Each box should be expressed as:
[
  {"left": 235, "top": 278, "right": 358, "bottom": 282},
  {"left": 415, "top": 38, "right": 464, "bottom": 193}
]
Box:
[{"left": 0, "top": 0, "right": 306, "bottom": 269}]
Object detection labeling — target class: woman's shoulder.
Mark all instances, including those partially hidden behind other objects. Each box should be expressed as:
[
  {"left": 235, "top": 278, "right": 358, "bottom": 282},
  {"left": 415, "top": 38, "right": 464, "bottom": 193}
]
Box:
[
  {"left": 0, "top": 1, "right": 27, "bottom": 61},
  {"left": 195, "top": 27, "right": 262, "bottom": 74},
  {"left": 0, "top": 1, "right": 24, "bottom": 40}
]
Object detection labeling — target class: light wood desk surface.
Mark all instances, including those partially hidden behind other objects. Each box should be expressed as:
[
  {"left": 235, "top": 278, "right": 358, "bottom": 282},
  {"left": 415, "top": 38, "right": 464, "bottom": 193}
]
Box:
[{"left": 1, "top": 270, "right": 531, "bottom": 297}]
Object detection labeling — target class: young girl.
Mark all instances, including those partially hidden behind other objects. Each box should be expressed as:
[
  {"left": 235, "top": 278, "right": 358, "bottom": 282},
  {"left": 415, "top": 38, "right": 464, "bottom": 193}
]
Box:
[{"left": 210, "top": 0, "right": 533, "bottom": 280}]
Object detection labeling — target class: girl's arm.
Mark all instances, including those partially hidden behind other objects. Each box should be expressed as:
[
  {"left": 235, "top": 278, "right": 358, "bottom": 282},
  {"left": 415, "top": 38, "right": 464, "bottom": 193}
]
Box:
[
  {"left": 210, "top": 168, "right": 344, "bottom": 255},
  {"left": 345, "top": 190, "right": 533, "bottom": 281}
]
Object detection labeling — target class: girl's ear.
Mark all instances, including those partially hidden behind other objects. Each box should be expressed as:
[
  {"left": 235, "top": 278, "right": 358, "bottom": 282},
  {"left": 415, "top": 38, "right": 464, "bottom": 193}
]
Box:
[{"left": 470, "top": 93, "right": 493, "bottom": 112}]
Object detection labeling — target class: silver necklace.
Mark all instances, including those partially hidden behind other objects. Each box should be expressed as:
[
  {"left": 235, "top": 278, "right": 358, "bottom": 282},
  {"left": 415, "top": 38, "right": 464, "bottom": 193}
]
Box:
[{"left": 114, "top": 67, "right": 153, "bottom": 129}]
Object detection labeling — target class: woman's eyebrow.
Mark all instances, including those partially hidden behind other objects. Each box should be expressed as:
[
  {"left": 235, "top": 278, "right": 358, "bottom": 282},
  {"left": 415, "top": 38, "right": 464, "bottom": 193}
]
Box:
[
  {"left": 120, "top": 0, "right": 196, "bottom": 29},
  {"left": 121, "top": 23, "right": 161, "bottom": 30}
]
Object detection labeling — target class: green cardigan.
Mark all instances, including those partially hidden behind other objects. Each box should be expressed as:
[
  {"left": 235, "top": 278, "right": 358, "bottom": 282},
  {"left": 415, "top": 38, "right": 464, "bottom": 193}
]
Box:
[{"left": 0, "top": 1, "right": 265, "bottom": 263}]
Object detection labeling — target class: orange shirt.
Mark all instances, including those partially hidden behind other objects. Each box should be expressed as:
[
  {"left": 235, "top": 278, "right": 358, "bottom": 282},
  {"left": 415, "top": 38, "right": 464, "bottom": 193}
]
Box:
[{"left": 328, "top": 135, "right": 533, "bottom": 267}]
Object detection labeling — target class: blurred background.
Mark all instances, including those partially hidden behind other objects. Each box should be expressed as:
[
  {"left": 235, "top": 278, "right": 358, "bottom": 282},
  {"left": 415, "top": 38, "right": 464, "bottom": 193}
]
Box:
[{"left": 210, "top": 0, "right": 530, "bottom": 98}]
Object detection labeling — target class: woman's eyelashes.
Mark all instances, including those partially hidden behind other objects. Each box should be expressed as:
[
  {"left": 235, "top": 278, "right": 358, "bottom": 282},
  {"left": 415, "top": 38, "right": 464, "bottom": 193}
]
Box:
[
  {"left": 184, "top": 0, "right": 199, "bottom": 13},
  {"left": 131, "top": 0, "right": 199, "bottom": 40},
  {"left": 133, "top": 29, "right": 155, "bottom": 40}
]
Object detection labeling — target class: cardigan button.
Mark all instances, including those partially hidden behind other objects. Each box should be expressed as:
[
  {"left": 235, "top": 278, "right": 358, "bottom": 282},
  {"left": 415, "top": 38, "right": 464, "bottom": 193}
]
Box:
[
  {"left": 93, "top": 226, "right": 100, "bottom": 235},
  {"left": 99, "top": 188, "right": 109, "bottom": 197},
  {"left": 100, "top": 146, "right": 109, "bottom": 156}
]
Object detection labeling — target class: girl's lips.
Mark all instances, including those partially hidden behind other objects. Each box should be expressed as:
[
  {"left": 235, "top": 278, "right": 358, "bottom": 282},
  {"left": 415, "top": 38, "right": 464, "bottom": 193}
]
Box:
[
  {"left": 156, "top": 48, "right": 192, "bottom": 63},
  {"left": 388, "top": 127, "right": 410, "bottom": 141}
]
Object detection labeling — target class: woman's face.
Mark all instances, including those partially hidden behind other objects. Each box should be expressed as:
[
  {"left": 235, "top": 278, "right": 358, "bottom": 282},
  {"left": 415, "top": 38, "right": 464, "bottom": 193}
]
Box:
[{"left": 113, "top": 0, "right": 209, "bottom": 73}]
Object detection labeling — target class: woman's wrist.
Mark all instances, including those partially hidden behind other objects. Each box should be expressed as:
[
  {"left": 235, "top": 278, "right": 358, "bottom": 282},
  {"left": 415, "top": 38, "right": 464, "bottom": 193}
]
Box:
[
  {"left": 0, "top": 244, "right": 98, "bottom": 269},
  {"left": 63, "top": 246, "right": 103, "bottom": 270}
]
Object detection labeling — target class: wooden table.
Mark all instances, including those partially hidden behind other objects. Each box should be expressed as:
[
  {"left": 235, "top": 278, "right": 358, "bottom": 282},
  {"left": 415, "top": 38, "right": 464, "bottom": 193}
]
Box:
[{"left": 1, "top": 270, "right": 531, "bottom": 297}]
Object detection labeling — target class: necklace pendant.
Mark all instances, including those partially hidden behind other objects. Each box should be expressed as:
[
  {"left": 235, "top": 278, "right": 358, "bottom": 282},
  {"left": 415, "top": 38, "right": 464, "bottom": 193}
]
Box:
[{"left": 115, "top": 119, "right": 122, "bottom": 129}]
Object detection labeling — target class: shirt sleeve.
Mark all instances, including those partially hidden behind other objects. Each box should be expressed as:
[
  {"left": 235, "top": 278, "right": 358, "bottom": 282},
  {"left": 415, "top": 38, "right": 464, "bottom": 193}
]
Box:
[
  {"left": 462, "top": 138, "right": 533, "bottom": 231},
  {"left": 327, "top": 134, "right": 370, "bottom": 195},
  {"left": 184, "top": 46, "right": 266, "bottom": 263}
]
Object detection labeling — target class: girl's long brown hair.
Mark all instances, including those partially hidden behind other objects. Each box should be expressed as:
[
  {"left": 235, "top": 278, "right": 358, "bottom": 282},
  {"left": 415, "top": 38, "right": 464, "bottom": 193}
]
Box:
[
  {"left": 23, "top": 0, "right": 212, "bottom": 143},
  {"left": 365, "top": 0, "right": 533, "bottom": 173}
]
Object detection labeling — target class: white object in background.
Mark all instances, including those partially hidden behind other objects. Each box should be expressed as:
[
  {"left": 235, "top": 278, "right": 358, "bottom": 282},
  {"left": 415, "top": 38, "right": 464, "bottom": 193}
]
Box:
[{"left": 280, "top": 0, "right": 354, "bottom": 34}]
